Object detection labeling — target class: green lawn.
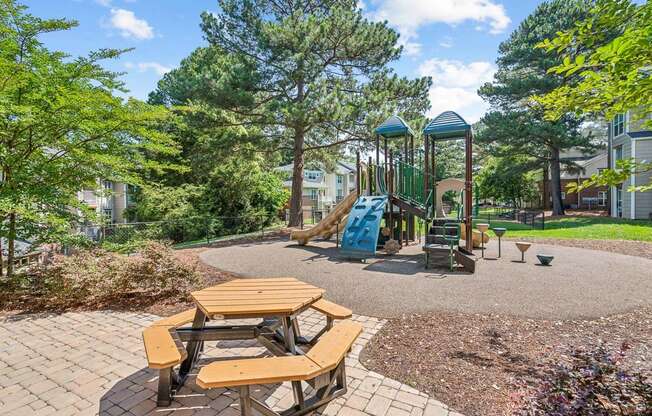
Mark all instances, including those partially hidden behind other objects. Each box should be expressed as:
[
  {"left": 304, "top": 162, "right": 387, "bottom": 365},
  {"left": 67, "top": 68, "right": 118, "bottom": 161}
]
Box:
[{"left": 480, "top": 216, "right": 652, "bottom": 242}]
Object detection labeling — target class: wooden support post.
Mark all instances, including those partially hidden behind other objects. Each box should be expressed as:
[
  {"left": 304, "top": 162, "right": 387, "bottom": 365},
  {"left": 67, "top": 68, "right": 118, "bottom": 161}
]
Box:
[
  {"left": 368, "top": 156, "right": 373, "bottom": 196},
  {"left": 465, "top": 131, "right": 473, "bottom": 252},
  {"left": 399, "top": 208, "right": 403, "bottom": 247},
  {"left": 356, "top": 151, "right": 361, "bottom": 196},
  {"left": 388, "top": 150, "right": 394, "bottom": 232},
  {"left": 424, "top": 135, "right": 429, "bottom": 200},
  {"left": 375, "top": 134, "right": 380, "bottom": 168},
  {"left": 384, "top": 135, "right": 388, "bottom": 188}
]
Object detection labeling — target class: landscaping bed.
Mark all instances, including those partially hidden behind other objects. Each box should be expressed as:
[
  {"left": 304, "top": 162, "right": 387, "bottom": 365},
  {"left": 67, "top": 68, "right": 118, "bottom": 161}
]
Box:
[
  {"left": 360, "top": 308, "right": 652, "bottom": 416},
  {"left": 0, "top": 232, "right": 288, "bottom": 315}
]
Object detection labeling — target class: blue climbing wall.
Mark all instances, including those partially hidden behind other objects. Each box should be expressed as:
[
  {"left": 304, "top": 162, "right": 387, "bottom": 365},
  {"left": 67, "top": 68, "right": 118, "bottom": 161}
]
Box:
[{"left": 340, "top": 195, "right": 388, "bottom": 258}]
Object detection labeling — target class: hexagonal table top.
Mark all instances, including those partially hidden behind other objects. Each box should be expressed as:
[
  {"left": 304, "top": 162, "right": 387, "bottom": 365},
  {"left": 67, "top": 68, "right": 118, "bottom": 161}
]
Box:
[{"left": 191, "top": 277, "right": 325, "bottom": 319}]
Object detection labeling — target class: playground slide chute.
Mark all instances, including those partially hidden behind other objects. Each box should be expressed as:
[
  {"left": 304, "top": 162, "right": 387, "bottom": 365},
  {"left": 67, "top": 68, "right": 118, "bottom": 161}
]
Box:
[
  {"left": 290, "top": 191, "right": 358, "bottom": 245},
  {"left": 340, "top": 195, "right": 389, "bottom": 258}
]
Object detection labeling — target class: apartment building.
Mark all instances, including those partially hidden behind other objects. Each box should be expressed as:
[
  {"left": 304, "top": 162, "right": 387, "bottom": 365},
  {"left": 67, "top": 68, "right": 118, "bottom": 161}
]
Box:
[
  {"left": 77, "top": 180, "right": 136, "bottom": 224},
  {"left": 609, "top": 111, "right": 652, "bottom": 219},
  {"left": 277, "top": 161, "right": 357, "bottom": 211}
]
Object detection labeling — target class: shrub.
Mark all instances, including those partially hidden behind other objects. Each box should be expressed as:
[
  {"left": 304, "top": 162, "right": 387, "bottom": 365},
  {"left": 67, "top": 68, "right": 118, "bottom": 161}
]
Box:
[
  {"left": 517, "top": 343, "right": 652, "bottom": 415},
  {"left": 23, "top": 241, "right": 200, "bottom": 307}
]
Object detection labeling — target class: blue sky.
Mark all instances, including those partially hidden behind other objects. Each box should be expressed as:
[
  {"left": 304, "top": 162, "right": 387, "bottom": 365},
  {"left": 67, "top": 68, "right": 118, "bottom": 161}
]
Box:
[{"left": 24, "top": 0, "right": 545, "bottom": 122}]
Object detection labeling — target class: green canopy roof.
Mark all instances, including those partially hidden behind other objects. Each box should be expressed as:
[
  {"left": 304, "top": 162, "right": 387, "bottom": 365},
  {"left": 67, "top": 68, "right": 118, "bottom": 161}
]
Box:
[
  {"left": 374, "top": 115, "right": 415, "bottom": 138},
  {"left": 423, "top": 111, "right": 470, "bottom": 139}
]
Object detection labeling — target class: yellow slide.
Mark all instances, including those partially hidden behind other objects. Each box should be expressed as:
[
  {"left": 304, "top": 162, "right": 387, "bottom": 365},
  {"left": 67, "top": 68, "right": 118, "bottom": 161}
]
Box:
[{"left": 291, "top": 191, "right": 358, "bottom": 245}]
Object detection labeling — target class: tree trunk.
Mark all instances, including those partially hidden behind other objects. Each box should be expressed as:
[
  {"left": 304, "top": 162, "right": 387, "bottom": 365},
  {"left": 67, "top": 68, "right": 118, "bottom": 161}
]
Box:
[
  {"left": 549, "top": 147, "right": 565, "bottom": 216},
  {"left": 6, "top": 212, "right": 16, "bottom": 278},
  {"left": 542, "top": 163, "right": 549, "bottom": 210},
  {"left": 288, "top": 130, "right": 305, "bottom": 227}
]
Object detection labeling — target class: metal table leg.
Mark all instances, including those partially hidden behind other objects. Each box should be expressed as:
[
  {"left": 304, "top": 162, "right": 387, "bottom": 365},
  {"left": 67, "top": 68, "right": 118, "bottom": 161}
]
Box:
[{"left": 178, "top": 308, "right": 207, "bottom": 381}]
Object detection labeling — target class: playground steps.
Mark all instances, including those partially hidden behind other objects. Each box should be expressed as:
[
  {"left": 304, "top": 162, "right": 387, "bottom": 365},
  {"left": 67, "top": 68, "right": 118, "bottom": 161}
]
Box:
[
  {"left": 423, "top": 244, "right": 478, "bottom": 272},
  {"left": 423, "top": 244, "right": 453, "bottom": 269},
  {"left": 426, "top": 218, "right": 462, "bottom": 245}
]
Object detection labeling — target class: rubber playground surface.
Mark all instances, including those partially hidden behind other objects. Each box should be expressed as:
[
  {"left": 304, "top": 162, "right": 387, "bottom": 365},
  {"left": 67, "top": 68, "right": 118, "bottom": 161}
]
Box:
[{"left": 200, "top": 237, "right": 652, "bottom": 319}]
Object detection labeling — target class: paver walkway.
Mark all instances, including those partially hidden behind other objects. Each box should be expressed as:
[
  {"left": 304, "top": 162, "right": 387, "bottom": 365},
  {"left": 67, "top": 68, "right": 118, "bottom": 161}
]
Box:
[{"left": 0, "top": 310, "right": 460, "bottom": 416}]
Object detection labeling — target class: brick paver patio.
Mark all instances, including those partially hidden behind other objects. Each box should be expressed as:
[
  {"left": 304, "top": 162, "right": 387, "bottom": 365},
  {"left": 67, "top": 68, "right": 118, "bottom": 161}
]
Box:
[{"left": 0, "top": 310, "right": 460, "bottom": 416}]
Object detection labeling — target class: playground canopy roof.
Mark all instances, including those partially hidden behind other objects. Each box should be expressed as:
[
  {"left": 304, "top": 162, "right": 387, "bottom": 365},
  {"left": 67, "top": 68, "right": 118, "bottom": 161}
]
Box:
[
  {"left": 374, "top": 115, "right": 415, "bottom": 138},
  {"left": 423, "top": 111, "right": 471, "bottom": 140}
]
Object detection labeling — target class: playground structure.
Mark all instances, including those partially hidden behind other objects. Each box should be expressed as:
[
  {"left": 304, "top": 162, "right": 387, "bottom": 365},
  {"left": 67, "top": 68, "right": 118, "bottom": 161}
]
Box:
[{"left": 291, "top": 111, "right": 478, "bottom": 271}]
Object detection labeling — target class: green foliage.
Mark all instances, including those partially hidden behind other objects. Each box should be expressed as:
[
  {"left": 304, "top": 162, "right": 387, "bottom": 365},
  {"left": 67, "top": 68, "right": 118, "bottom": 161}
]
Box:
[
  {"left": 535, "top": 0, "right": 652, "bottom": 192},
  {"left": 477, "top": 0, "right": 597, "bottom": 215},
  {"left": 0, "top": 0, "right": 180, "bottom": 273},
  {"left": 476, "top": 156, "right": 540, "bottom": 208},
  {"left": 568, "top": 158, "right": 652, "bottom": 193},
  {"left": 195, "top": 0, "right": 431, "bottom": 225},
  {"left": 535, "top": 0, "right": 649, "bottom": 123}
]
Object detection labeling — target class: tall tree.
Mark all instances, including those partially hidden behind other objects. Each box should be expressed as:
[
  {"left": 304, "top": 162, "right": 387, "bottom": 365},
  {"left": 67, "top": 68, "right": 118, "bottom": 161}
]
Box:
[
  {"left": 477, "top": 0, "right": 597, "bottom": 215},
  {"left": 0, "top": 0, "right": 179, "bottom": 277},
  {"left": 535, "top": 0, "right": 652, "bottom": 192},
  {"left": 200, "top": 0, "right": 430, "bottom": 226}
]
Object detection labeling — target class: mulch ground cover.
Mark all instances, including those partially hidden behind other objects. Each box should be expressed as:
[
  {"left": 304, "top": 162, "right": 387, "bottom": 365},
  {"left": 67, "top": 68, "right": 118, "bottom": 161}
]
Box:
[{"left": 360, "top": 308, "right": 652, "bottom": 416}]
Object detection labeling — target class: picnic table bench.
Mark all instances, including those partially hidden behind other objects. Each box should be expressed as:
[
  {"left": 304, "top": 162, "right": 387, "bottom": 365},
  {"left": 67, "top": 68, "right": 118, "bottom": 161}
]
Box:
[{"left": 142, "top": 277, "right": 356, "bottom": 412}]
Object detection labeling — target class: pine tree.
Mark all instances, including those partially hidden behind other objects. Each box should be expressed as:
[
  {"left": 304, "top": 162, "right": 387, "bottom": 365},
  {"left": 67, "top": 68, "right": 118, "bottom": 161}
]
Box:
[{"left": 200, "top": 0, "right": 430, "bottom": 226}]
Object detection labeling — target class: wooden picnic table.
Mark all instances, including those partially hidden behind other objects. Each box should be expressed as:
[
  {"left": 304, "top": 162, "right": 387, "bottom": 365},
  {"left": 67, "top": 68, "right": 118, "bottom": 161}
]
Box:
[{"left": 176, "top": 277, "right": 326, "bottom": 395}]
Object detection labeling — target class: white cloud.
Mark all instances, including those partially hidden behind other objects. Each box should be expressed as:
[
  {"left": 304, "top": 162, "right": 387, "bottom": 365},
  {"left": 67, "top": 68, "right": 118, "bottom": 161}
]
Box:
[
  {"left": 370, "top": 0, "right": 510, "bottom": 56},
  {"left": 439, "top": 36, "right": 453, "bottom": 48},
  {"left": 418, "top": 58, "right": 496, "bottom": 122},
  {"left": 125, "top": 61, "right": 171, "bottom": 76},
  {"left": 402, "top": 41, "right": 422, "bottom": 57},
  {"left": 95, "top": 0, "right": 112, "bottom": 6},
  {"left": 109, "top": 8, "right": 154, "bottom": 39}
]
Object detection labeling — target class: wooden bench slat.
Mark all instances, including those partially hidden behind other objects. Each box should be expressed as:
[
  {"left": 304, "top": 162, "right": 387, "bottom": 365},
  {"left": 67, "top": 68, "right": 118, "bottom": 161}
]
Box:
[
  {"left": 195, "top": 285, "right": 323, "bottom": 292},
  {"left": 192, "top": 291, "right": 324, "bottom": 301},
  {"left": 142, "top": 327, "right": 187, "bottom": 369},
  {"left": 196, "top": 356, "right": 320, "bottom": 389},
  {"left": 310, "top": 299, "right": 352, "bottom": 320},
  {"left": 151, "top": 309, "right": 196, "bottom": 328},
  {"left": 305, "top": 321, "right": 362, "bottom": 372},
  {"left": 196, "top": 321, "right": 362, "bottom": 389}
]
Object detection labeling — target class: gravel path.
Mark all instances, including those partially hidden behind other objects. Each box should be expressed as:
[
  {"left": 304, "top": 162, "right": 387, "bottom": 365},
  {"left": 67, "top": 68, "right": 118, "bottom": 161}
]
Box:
[{"left": 199, "top": 238, "right": 652, "bottom": 319}]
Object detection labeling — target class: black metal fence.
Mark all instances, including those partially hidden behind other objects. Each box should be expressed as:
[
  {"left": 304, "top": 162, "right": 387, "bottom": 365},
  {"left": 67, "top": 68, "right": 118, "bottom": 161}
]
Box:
[
  {"left": 81, "top": 213, "right": 284, "bottom": 252},
  {"left": 473, "top": 206, "right": 545, "bottom": 230}
]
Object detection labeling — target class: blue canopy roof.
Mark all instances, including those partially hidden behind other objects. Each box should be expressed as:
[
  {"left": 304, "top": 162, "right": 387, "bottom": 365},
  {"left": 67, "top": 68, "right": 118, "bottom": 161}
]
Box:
[
  {"left": 374, "top": 115, "right": 415, "bottom": 138},
  {"left": 423, "top": 111, "right": 471, "bottom": 139}
]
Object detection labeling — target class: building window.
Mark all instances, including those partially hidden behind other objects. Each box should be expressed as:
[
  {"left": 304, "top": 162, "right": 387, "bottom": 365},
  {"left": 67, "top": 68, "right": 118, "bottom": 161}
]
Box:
[
  {"left": 613, "top": 113, "right": 625, "bottom": 137},
  {"left": 616, "top": 185, "right": 623, "bottom": 217},
  {"left": 305, "top": 171, "right": 321, "bottom": 181},
  {"left": 615, "top": 145, "right": 623, "bottom": 162},
  {"left": 103, "top": 180, "right": 113, "bottom": 190},
  {"left": 308, "top": 189, "right": 318, "bottom": 200},
  {"left": 103, "top": 208, "right": 113, "bottom": 221},
  {"left": 336, "top": 174, "right": 343, "bottom": 185},
  {"left": 560, "top": 192, "right": 566, "bottom": 200},
  {"left": 598, "top": 191, "right": 607, "bottom": 206}
]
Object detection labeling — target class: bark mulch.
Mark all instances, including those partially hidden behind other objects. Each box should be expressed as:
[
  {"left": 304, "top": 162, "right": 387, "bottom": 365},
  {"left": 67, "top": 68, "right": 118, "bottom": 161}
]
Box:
[
  {"left": 360, "top": 308, "right": 652, "bottom": 416},
  {"left": 504, "top": 237, "right": 652, "bottom": 260}
]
